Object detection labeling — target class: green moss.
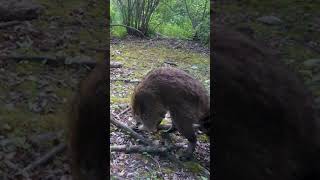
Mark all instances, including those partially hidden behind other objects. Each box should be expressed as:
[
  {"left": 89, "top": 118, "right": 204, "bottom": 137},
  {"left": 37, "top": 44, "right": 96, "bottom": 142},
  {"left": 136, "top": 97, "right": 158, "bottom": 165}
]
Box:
[
  {"left": 15, "top": 62, "right": 44, "bottom": 74},
  {"left": 162, "top": 167, "right": 174, "bottom": 174},
  {"left": 184, "top": 162, "right": 203, "bottom": 173},
  {"left": 111, "top": 44, "right": 209, "bottom": 70},
  {"left": 110, "top": 42, "right": 209, "bottom": 110},
  {"left": 38, "top": 112, "right": 66, "bottom": 131},
  {"left": 17, "top": 81, "right": 38, "bottom": 96},
  {"left": 0, "top": 107, "right": 64, "bottom": 137},
  {"left": 55, "top": 87, "right": 73, "bottom": 99},
  {"left": 110, "top": 96, "right": 130, "bottom": 104},
  {"left": 198, "top": 134, "right": 209, "bottom": 143}
]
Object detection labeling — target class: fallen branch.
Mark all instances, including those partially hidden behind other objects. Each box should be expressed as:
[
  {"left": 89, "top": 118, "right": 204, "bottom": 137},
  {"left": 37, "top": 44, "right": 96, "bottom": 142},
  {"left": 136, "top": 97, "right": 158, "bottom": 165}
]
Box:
[
  {"left": 111, "top": 116, "right": 210, "bottom": 177},
  {"left": 20, "top": 143, "right": 67, "bottom": 173},
  {"left": 164, "top": 61, "right": 178, "bottom": 66},
  {"left": 155, "top": 32, "right": 170, "bottom": 39},
  {"left": 0, "top": 20, "right": 21, "bottom": 28},
  {"left": 117, "top": 107, "right": 131, "bottom": 117},
  {"left": 110, "top": 145, "right": 168, "bottom": 154},
  {"left": 110, "top": 78, "right": 140, "bottom": 83},
  {"left": 111, "top": 116, "right": 187, "bottom": 172},
  {"left": 110, "top": 24, "right": 147, "bottom": 38},
  {"left": 110, "top": 116, "right": 153, "bottom": 145}
]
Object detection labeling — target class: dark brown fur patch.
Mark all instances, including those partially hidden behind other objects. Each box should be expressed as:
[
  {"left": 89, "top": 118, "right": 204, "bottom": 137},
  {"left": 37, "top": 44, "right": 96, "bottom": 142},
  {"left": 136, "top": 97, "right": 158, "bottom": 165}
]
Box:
[
  {"left": 68, "top": 61, "right": 108, "bottom": 180},
  {"left": 212, "top": 26, "right": 320, "bottom": 180}
]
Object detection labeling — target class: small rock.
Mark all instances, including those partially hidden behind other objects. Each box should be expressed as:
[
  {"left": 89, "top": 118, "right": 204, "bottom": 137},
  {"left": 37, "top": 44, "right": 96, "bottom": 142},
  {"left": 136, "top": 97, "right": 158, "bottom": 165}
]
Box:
[
  {"left": 191, "top": 65, "right": 198, "bottom": 69},
  {"left": 111, "top": 61, "right": 123, "bottom": 68},
  {"left": 2, "top": 124, "right": 12, "bottom": 131},
  {"left": 257, "top": 15, "right": 283, "bottom": 25}
]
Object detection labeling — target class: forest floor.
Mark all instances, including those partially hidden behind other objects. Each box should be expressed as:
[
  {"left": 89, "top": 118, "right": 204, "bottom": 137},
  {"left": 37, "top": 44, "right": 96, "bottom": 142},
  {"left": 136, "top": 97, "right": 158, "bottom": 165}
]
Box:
[
  {"left": 215, "top": 1, "right": 320, "bottom": 107},
  {"left": 0, "top": 0, "right": 210, "bottom": 179},
  {"left": 0, "top": 0, "right": 106, "bottom": 179},
  {"left": 1, "top": 0, "right": 319, "bottom": 180},
  {"left": 109, "top": 37, "right": 210, "bottom": 180}
]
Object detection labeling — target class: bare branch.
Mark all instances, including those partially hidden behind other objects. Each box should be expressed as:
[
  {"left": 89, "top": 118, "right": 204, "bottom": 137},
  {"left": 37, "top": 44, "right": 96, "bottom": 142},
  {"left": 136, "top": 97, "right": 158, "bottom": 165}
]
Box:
[{"left": 110, "top": 24, "right": 147, "bottom": 38}]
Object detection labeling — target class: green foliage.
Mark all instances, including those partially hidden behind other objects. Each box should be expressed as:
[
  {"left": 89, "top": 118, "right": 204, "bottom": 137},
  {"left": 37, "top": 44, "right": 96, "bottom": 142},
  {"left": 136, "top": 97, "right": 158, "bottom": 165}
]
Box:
[
  {"left": 153, "top": 23, "right": 193, "bottom": 39},
  {"left": 110, "top": 0, "right": 209, "bottom": 44},
  {"left": 111, "top": 26, "right": 127, "bottom": 38},
  {"left": 111, "top": 0, "right": 126, "bottom": 37},
  {"left": 185, "top": 161, "right": 203, "bottom": 173},
  {"left": 195, "top": 16, "right": 210, "bottom": 44},
  {"left": 163, "top": 0, "right": 209, "bottom": 43}
]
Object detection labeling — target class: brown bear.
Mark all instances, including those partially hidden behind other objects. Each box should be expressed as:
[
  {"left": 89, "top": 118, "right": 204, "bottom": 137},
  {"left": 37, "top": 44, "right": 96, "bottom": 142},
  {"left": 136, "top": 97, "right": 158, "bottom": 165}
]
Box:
[
  {"left": 131, "top": 67, "right": 210, "bottom": 155},
  {"left": 68, "top": 60, "right": 108, "bottom": 180},
  {"left": 212, "top": 26, "right": 320, "bottom": 180}
]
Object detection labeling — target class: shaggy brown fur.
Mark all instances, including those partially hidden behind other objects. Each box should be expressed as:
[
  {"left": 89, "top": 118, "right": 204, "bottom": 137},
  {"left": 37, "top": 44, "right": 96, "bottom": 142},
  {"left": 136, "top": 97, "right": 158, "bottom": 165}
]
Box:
[
  {"left": 68, "top": 61, "right": 108, "bottom": 180},
  {"left": 212, "top": 26, "right": 320, "bottom": 180},
  {"left": 131, "top": 67, "right": 210, "bottom": 154}
]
